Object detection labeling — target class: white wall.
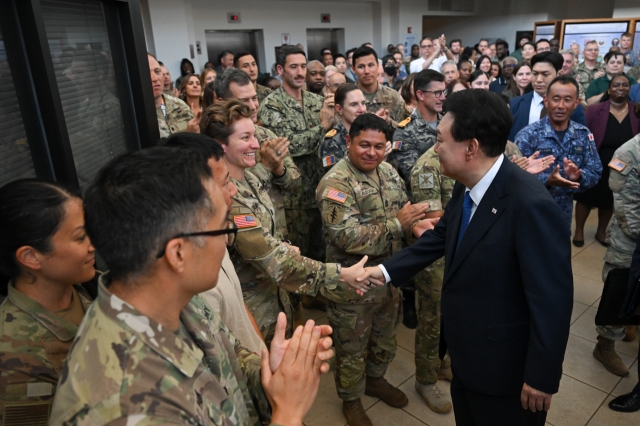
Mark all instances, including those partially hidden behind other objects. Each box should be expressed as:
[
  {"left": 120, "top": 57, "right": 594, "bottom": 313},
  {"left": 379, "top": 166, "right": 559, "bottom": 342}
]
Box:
[
  {"left": 612, "top": 0, "right": 640, "bottom": 18},
  {"left": 189, "top": 0, "right": 375, "bottom": 73}
]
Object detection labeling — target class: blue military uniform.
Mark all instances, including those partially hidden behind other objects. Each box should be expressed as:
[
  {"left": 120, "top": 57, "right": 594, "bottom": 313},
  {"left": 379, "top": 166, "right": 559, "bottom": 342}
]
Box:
[{"left": 515, "top": 116, "right": 602, "bottom": 226}]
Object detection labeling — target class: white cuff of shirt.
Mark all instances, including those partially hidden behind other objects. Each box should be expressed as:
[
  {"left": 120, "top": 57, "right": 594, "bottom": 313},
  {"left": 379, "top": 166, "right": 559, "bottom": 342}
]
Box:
[{"left": 379, "top": 264, "right": 391, "bottom": 284}]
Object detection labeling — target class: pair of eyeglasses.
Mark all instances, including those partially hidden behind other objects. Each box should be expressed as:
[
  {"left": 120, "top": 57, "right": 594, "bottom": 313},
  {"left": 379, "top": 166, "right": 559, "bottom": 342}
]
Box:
[
  {"left": 420, "top": 89, "right": 447, "bottom": 98},
  {"left": 155, "top": 219, "right": 238, "bottom": 258},
  {"left": 503, "top": 64, "right": 516, "bottom": 68}
]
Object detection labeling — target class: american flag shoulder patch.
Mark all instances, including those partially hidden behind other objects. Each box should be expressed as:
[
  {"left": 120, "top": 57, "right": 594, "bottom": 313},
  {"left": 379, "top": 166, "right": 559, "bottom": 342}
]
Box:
[
  {"left": 392, "top": 140, "right": 402, "bottom": 150},
  {"left": 325, "top": 188, "right": 348, "bottom": 204},
  {"left": 608, "top": 158, "right": 627, "bottom": 172},
  {"left": 233, "top": 215, "right": 258, "bottom": 228},
  {"left": 323, "top": 155, "right": 336, "bottom": 168}
]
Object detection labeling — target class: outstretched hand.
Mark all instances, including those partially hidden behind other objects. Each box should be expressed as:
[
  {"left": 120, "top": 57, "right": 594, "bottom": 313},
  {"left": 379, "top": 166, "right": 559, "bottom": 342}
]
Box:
[
  {"left": 525, "top": 151, "right": 555, "bottom": 175},
  {"left": 546, "top": 164, "right": 580, "bottom": 189}
]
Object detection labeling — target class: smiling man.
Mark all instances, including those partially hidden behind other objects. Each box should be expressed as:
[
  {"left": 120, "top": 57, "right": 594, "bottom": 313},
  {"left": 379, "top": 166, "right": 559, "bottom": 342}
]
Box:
[
  {"left": 508, "top": 52, "right": 586, "bottom": 141},
  {"left": 316, "top": 113, "right": 429, "bottom": 426},
  {"left": 515, "top": 76, "right": 601, "bottom": 226},
  {"left": 234, "top": 51, "right": 273, "bottom": 103}
]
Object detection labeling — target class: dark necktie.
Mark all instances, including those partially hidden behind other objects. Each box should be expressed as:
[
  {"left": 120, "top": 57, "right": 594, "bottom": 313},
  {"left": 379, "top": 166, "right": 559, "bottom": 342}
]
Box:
[
  {"left": 456, "top": 191, "right": 473, "bottom": 251},
  {"left": 540, "top": 103, "right": 547, "bottom": 119}
]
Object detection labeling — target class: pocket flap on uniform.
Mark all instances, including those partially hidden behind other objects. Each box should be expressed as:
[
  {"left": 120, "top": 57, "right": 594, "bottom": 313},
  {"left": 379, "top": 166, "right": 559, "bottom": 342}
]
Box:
[
  {"left": 326, "top": 308, "right": 358, "bottom": 330},
  {"left": 486, "top": 322, "right": 529, "bottom": 342}
]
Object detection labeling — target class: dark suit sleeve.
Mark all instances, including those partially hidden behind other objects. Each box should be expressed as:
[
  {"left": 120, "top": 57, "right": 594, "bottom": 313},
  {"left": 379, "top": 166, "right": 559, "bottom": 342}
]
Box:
[
  {"left": 517, "top": 195, "right": 573, "bottom": 394},
  {"left": 571, "top": 104, "right": 586, "bottom": 126},
  {"left": 508, "top": 97, "right": 523, "bottom": 141},
  {"left": 381, "top": 196, "right": 450, "bottom": 285}
]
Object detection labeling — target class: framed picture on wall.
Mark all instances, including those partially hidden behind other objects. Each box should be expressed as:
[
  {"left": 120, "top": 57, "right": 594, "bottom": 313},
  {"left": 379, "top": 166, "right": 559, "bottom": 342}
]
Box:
[{"left": 560, "top": 19, "right": 631, "bottom": 62}]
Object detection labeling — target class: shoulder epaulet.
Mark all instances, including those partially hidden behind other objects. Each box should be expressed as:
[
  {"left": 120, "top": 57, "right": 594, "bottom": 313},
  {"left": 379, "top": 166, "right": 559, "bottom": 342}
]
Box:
[
  {"left": 397, "top": 117, "right": 411, "bottom": 128},
  {"left": 325, "top": 129, "right": 337, "bottom": 138}
]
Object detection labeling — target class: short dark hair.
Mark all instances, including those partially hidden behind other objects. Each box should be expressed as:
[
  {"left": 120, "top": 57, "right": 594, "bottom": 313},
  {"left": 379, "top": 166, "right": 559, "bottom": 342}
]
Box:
[
  {"left": 352, "top": 46, "right": 378, "bottom": 67},
  {"left": 213, "top": 68, "right": 252, "bottom": 100},
  {"left": 276, "top": 45, "right": 306, "bottom": 67},
  {"left": 535, "top": 39, "right": 550, "bottom": 48},
  {"left": 0, "top": 180, "right": 80, "bottom": 292},
  {"left": 450, "top": 39, "right": 462, "bottom": 47},
  {"left": 217, "top": 50, "right": 233, "bottom": 63},
  {"left": 83, "top": 148, "right": 214, "bottom": 280},
  {"left": 479, "top": 38, "right": 489, "bottom": 44},
  {"left": 604, "top": 50, "right": 625, "bottom": 64},
  {"left": 321, "top": 47, "right": 332, "bottom": 56},
  {"left": 346, "top": 47, "right": 357, "bottom": 58},
  {"left": 475, "top": 55, "right": 492, "bottom": 70},
  {"left": 468, "top": 70, "right": 489, "bottom": 84},
  {"left": 546, "top": 75, "right": 580, "bottom": 97},
  {"left": 517, "top": 33, "right": 532, "bottom": 45},
  {"left": 335, "top": 53, "right": 346, "bottom": 61},
  {"left": 349, "top": 113, "right": 390, "bottom": 141},
  {"left": 203, "top": 81, "right": 215, "bottom": 109},
  {"left": 413, "top": 69, "right": 445, "bottom": 98},
  {"left": 622, "top": 32, "right": 632, "bottom": 38},
  {"left": 601, "top": 73, "right": 631, "bottom": 103},
  {"left": 382, "top": 54, "right": 396, "bottom": 66},
  {"left": 234, "top": 51, "right": 253, "bottom": 67},
  {"left": 531, "top": 52, "right": 563, "bottom": 72},
  {"left": 442, "top": 89, "right": 511, "bottom": 157},
  {"left": 164, "top": 132, "right": 225, "bottom": 161},
  {"left": 496, "top": 39, "right": 509, "bottom": 50}
]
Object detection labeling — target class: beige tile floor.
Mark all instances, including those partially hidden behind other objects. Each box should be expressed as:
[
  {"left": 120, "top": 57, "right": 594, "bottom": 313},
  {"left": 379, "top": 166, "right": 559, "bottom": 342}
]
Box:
[{"left": 300, "top": 210, "right": 639, "bottom": 425}]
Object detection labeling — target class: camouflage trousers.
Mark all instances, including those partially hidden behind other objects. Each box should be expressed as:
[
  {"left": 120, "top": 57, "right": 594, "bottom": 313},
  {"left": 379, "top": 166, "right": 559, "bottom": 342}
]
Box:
[
  {"left": 285, "top": 208, "right": 326, "bottom": 262},
  {"left": 327, "top": 290, "right": 401, "bottom": 401},
  {"left": 415, "top": 257, "right": 450, "bottom": 385}
]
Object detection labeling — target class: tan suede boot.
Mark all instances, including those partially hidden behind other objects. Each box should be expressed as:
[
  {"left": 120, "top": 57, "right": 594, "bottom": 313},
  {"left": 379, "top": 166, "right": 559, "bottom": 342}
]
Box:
[
  {"left": 342, "top": 399, "right": 373, "bottom": 426},
  {"left": 623, "top": 326, "right": 637, "bottom": 342},
  {"left": 593, "top": 336, "right": 629, "bottom": 377},
  {"left": 364, "top": 376, "right": 408, "bottom": 408},
  {"left": 415, "top": 380, "right": 453, "bottom": 413}
]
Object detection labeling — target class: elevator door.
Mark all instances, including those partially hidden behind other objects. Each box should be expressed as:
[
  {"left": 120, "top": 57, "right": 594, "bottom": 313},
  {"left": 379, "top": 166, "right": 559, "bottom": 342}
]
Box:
[
  {"left": 205, "top": 30, "right": 264, "bottom": 70},
  {"left": 306, "top": 29, "right": 341, "bottom": 61}
]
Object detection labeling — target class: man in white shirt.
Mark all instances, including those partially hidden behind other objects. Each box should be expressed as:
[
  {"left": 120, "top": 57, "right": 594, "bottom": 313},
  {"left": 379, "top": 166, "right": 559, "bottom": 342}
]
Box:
[
  {"left": 410, "top": 35, "right": 454, "bottom": 73},
  {"left": 356, "top": 89, "right": 573, "bottom": 426}
]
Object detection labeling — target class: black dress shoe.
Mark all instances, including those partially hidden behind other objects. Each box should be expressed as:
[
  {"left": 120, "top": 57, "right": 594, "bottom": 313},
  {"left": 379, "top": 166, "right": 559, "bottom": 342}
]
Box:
[
  {"left": 572, "top": 239, "right": 584, "bottom": 247},
  {"left": 608, "top": 390, "right": 640, "bottom": 412},
  {"left": 595, "top": 235, "right": 609, "bottom": 247}
]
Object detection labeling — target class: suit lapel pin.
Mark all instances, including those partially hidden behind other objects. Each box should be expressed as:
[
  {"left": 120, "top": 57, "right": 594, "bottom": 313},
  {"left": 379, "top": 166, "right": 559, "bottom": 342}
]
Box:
[{"left": 492, "top": 208, "right": 497, "bottom": 214}]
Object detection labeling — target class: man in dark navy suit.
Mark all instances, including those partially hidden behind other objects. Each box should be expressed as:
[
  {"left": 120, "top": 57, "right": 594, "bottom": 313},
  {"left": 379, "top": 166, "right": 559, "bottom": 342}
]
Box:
[
  {"left": 508, "top": 52, "right": 586, "bottom": 141},
  {"left": 357, "top": 89, "right": 574, "bottom": 425}
]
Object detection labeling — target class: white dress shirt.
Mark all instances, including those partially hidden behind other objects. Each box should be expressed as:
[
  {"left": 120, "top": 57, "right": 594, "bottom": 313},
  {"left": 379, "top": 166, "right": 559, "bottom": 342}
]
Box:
[
  {"left": 410, "top": 54, "right": 447, "bottom": 73},
  {"left": 528, "top": 91, "right": 544, "bottom": 125},
  {"left": 379, "top": 155, "right": 504, "bottom": 284}
]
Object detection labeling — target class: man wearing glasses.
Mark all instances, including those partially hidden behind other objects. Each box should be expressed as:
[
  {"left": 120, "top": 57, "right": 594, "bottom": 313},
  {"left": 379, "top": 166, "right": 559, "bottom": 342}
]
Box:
[
  {"left": 574, "top": 40, "right": 605, "bottom": 101},
  {"left": 410, "top": 35, "right": 455, "bottom": 74}
]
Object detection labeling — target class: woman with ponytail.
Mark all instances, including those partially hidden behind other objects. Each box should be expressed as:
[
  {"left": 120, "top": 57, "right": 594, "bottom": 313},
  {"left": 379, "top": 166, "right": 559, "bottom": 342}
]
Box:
[{"left": 0, "top": 179, "right": 97, "bottom": 424}]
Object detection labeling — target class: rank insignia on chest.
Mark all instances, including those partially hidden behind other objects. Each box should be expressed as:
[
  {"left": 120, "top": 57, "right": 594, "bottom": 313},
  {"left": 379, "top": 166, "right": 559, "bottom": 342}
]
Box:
[
  {"left": 397, "top": 117, "right": 411, "bottom": 128},
  {"left": 233, "top": 215, "right": 258, "bottom": 228},
  {"left": 325, "top": 129, "right": 337, "bottom": 138},
  {"left": 326, "top": 188, "right": 348, "bottom": 204},
  {"left": 392, "top": 140, "right": 403, "bottom": 151},
  {"left": 323, "top": 155, "right": 336, "bottom": 168},
  {"left": 609, "top": 158, "right": 627, "bottom": 172},
  {"left": 588, "top": 133, "right": 594, "bottom": 141}
]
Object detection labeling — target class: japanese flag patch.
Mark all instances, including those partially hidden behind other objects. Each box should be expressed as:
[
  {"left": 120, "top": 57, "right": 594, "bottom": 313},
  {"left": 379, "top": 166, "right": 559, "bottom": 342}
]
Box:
[
  {"left": 322, "top": 155, "right": 336, "bottom": 168},
  {"left": 608, "top": 158, "right": 627, "bottom": 172},
  {"left": 588, "top": 133, "right": 594, "bottom": 141},
  {"left": 233, "top": 215, "right": 258, "bottom": 229}
]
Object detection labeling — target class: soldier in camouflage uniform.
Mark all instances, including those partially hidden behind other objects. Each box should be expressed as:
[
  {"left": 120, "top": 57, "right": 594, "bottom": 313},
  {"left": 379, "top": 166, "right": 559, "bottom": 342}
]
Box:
[
  {"left": 316, "top": 114, "right": 430, "bottom": 426},
  {"left": 628, "top": 65, "right": 640, "bottom": 82},
  {"left": 256, "top": 84, "right": 273, "bottom": 104},
  {"left": 233, "top": 51, "right": 273, "bottom": 104},
  {"left": 352, "top": 46, "right": 408, "bottom": 128},
  {"left": 209, "top": 69, "right": 302, "bottom": 239},
  {"left": 574, "top": 41, "right": 605, "bottom": 102},
  {"left": 391, "top": 70, "right": 445, "bottom": 192},
  {"left": 515, "top": 80, "right": 601, "bottom": 228},
  {"left": 49, "top": 146, "right": 334, "bottom": 426},
  {"left": 593, "top": 128, "right": 640, "bottom": 378},
  {"left": 258, "top": 46, "right": 336, "bottom": 262}
]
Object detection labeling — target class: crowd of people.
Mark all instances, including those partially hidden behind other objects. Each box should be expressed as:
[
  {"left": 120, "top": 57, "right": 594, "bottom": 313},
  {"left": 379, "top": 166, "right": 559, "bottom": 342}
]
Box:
[{"left": 1, "top": 29, "right": 640, "bottom": 426}]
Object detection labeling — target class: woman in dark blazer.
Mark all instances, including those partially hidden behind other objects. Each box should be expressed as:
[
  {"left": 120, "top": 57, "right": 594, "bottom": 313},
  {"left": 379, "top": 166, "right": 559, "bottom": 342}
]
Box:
[{"left": 573, "top": 74, "right": 640, "bottom": 246}]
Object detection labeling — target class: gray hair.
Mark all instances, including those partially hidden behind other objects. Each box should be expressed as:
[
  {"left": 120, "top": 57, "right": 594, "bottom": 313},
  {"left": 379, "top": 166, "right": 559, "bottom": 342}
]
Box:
[
  {"left": 213, "top": 68, "right": 252, "bottom": 100},
  {"left": 501, "top": 56, "right": 517, "bottom": 65},
  {"left": 441, "top": 60, "right": 457, "bottom": 69},
  {"left": 559, "top": 50, "right": 575, "bottom": 60}
]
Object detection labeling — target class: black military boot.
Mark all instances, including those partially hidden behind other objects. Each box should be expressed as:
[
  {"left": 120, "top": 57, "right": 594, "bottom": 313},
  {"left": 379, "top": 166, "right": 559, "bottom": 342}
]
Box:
[{"left": 401, "top": 288, "right": 417, "bottom": 329}]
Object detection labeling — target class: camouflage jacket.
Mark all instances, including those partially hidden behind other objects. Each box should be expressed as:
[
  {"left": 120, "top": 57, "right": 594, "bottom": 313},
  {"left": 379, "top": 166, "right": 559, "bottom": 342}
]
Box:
[
  {"left": 628, "top": 65, "right": 640, "bottom": 82},
  {"left": 515, "top": 117, "right": 602, "bottom": 222},
  {"left": 0, "top": 284, "right": 92, "bottom": 425},
  {"left": 256, "top": 84, "right": 272, "bottom": 104},
  {"left": 49, "top": 278, "right": 271, "bottom": 426},
  {"left": 604, "top": 134, "right": 640, "bottom": 268},
  {"left": 410, "top": 142, "right": 522, "bottom": 211},
  {"left": 318, "top": 122, "right": 348, "bottom": 170},
  {"left": 250, "top": 125, "right": 302, "bottom": 238},
  {"left": 574, "top": 62, "right": 604, "bottom": 102},
  {"left": 391, "top": 109, "right": 441, "bottom": 190},
  {"left": 316, "top": 157, "right": 409, "bottom": 304},
  {"left": 362, "top": 83, "right": 408, "bottom": 127},
  {"left": 229, "top": 171, "right": 340, "bottom": 332},
  {"left": 156, "top": 94, "right": 194, "bottom": 138},
  {"left": 258, "top": 88, "right": 326, "bottom": 209}
]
